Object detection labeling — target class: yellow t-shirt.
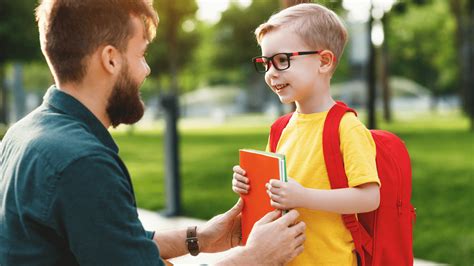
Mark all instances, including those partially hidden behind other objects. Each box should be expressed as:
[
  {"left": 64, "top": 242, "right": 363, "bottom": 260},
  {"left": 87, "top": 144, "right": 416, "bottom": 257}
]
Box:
[{"left": 268, "top": 111, "right": 380, "bottom": 266}]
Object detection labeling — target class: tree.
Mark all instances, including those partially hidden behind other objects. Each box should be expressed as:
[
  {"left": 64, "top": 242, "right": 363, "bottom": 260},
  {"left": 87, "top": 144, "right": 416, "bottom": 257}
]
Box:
[
  {"left": 210, "top": 0, "right": 280, "bottom": 111},
  {"left": 0, "top": 0, "right": 42, "bottom": 124},
  {"left": 146, "top": 0, "right": 199, "bottom": 216},
  {"left": 147, "top": 0, "right": 199, "bottom": 94},
  {"left": 387, "top": 0, "right": 459, "bottom": 106},
  {"left": 449, "top": 0, "right": 473, "bottom": 130}
]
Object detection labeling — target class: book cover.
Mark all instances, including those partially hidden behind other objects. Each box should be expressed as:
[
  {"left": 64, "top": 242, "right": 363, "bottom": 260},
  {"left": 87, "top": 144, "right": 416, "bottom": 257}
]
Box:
[{"left": 239, "top": 149, "right": 287, "bottom": 245}]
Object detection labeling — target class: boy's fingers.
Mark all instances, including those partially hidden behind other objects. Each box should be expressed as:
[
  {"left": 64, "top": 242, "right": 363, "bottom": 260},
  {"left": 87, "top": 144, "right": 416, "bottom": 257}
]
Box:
[
  {"left": 234, "top": 182, "right": 249, "bottom": 191},
  {"left": 266, "top": 185, "right": 279, "bottom": 195},
  {"left": 232, "top": 178, "right": 249, "bottom": 189},
  {"left": 269, "top": 193, "right": 281, "bottom": 203},
  {"left": 269, "top": 179, "right": 282, "bottom": 188},
  {"left": 234, "top": 188, "right": 248, "bottom": 194},
  {"left": 232, "top": 165, "right": 246, "bottom": 175},
  {"left": 233, "top": 174, "right": 249, "bottom": 184},
  {"left": 270, "top": 200, "right": 284, "bottom": 209}
]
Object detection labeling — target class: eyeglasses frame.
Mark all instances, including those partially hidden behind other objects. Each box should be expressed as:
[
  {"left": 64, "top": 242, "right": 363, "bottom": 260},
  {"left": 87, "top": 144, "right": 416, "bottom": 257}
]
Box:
[{"left": 252, "top": 50, "right": 325, "bottom": 73}]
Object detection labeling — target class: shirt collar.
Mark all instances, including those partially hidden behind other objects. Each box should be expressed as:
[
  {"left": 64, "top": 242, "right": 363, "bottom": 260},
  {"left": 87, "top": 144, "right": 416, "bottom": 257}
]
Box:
[{"left": 42, "top": 85, "right": 119, "bottom": 153}]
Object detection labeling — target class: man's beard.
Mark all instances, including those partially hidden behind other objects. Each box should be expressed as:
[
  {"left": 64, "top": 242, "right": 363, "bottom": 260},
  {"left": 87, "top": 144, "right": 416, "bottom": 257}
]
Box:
[{"left": 106, "top": 62, "right": 145, "bottom": 128}]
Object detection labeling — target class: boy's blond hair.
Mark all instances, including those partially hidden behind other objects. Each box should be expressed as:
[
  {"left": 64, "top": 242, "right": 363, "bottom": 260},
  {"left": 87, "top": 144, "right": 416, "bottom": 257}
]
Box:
[{"left": 255, "top": 3, "right": 348, "bottom": 69}]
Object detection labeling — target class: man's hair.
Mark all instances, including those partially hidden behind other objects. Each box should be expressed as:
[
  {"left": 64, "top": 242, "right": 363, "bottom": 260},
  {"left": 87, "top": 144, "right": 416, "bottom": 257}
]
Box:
[
  {"left": 36, "top": 0, "right": 159, "bottom": 83},
  {"left": 255, "top": 3, "right": 348, "bottom": 69}
]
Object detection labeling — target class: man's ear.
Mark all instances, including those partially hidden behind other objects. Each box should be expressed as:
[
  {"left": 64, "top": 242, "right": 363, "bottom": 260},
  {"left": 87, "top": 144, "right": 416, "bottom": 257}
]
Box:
[
  {"left": 100, "top": 45, "right": 122, "bottom": 75},
  {"left": 319, "top": 50, "right": 336, "bottom": 74}
]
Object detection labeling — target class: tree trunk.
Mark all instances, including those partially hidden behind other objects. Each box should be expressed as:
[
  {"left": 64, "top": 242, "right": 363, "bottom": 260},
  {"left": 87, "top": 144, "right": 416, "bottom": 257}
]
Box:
[
  {"left": 280, "top": 0, "right": 311, "bottom": 8},
  {"left": 381, "top": 15, "right": 392, "bottom": 123},
  {"left": 467, "top": 0, "right": 473, "bottom": 132},
  {"left": 450, "top": 0, "right": 474, "bottom": 131},
  {"left": 0, "top": 64, "right": 7, "bottom": 125},
  {"left": 161, "top": 0, "right": 181, "bottom": 216},
  {"left": 367, "top": 11, "right": 377, "bottom": 129}
]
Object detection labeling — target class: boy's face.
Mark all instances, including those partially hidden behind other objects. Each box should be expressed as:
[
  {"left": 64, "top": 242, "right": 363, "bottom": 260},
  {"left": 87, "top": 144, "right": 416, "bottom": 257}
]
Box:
[{"left": 260, "top": 27, "right": 323, "bottom": 106}]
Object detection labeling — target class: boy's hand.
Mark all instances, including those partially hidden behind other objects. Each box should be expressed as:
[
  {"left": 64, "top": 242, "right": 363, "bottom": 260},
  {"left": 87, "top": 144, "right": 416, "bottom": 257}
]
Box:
[
  {"left": 266, "top": 178, "right": 305, "bottom": 210},
  {"left": 232, "top": 165, "right": 249, "bottom": 194}
]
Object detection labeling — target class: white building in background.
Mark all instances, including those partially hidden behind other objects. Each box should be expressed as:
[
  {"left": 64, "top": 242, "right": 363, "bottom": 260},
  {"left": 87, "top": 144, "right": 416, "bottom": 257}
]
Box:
[
  {"left": 332, "top": 76, "right": 433, "bottom": 113},
  {"left": 180, "top": 86, "right": 247, "bottom": 119}
]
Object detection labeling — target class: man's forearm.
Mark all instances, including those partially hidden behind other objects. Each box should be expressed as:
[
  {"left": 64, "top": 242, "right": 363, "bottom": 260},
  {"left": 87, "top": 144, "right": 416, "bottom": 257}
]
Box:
[
  {"left": 152, "top": 229, "right": 188, "bottom": 259},
  {"left": 214, "top": 247, "right": 256, "bottom": 266}
]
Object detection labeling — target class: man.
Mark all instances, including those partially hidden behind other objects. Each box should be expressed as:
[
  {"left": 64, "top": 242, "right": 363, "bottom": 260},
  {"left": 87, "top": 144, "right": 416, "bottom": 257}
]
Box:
[{"left": 0, "top": 0, "right": 306, "bottom": 265}]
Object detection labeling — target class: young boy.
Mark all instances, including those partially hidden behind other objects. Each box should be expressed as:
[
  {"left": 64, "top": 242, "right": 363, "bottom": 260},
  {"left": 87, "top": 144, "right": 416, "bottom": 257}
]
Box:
[{"left": 232, "top": 3, "right": 381, "bottom": 265}]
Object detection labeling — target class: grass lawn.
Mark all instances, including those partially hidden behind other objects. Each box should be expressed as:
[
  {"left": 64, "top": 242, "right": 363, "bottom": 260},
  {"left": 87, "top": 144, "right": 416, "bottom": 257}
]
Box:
[{"left": 112, "top": 111, "right": 472, "bottom": 265}]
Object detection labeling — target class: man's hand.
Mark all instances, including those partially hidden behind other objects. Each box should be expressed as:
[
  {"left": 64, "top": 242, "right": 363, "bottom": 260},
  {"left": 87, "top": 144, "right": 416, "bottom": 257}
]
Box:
[
  {"left": 266, "top": 178, "right": 305, "bottom": 210},
  {"left": 198, "top": 199, "right": 243, "bottom": 253},
  {"left": 246, "top": 209, "right": 306, "bottom": 264},
  {"left": 216, "top": 209, "right": 306, "bottom": 265}
]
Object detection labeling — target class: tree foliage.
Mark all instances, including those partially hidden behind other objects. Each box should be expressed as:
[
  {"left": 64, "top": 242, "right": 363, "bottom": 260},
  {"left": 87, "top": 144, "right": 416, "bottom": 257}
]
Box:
[
  {"left": 210, "top": 0, "right": 280, "bottom": 85},
  {"left": 146, "top": 0, "right": 199, "bottom": 93},
  {"left": 0, "top": 0, "right": 42, "bottom": 63},
  {"left": 387, "top": 0, "right": 458, "bottom": 96}
]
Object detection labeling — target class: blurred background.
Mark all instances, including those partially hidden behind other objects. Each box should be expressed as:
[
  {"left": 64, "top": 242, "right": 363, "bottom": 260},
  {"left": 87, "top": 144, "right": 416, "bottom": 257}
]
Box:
[{"left": 0, "top": 0, "right": 472, "bottom": 264}]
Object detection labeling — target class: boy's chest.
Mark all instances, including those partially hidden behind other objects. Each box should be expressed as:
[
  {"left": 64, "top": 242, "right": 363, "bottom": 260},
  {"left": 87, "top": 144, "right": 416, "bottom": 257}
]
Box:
[{"left": 277, "top": 124, "right": 331, "bottom": 189}]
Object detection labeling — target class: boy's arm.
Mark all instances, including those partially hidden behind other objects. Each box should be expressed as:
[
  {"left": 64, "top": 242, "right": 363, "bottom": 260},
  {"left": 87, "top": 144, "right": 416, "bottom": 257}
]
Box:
[
  {"left": 267, "top": 180, "right": 380, "bottom": 214},
  {"left": 299, "top": 182, "right": 380, "bottom": 214}
]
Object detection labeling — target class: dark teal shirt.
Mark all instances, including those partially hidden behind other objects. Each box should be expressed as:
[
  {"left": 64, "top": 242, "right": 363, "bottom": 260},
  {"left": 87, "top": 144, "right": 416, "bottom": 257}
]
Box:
[{"left": 0, "top": 86, "right": 164, "bottom": 266}]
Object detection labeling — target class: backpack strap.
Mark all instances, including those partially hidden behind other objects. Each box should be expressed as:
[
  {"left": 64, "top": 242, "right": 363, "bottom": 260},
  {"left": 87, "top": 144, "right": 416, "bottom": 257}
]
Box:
[
  {"left": 323, "top": 102, "right": 373, "bottom": 265},
  {"left": 269, "top": 112, "right": 293, "bottom": 153}
]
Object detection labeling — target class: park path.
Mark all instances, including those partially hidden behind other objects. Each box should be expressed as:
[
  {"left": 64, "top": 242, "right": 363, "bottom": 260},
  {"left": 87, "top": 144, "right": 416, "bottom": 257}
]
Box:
[{"left": 137, "top": 208, "right": 443, "bottom": 265}]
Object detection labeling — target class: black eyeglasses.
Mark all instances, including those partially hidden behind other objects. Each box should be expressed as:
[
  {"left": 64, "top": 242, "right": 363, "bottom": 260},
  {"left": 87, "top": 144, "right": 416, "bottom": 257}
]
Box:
[{"left": 252, "top": 50, "right": 322, "bottom": 73}]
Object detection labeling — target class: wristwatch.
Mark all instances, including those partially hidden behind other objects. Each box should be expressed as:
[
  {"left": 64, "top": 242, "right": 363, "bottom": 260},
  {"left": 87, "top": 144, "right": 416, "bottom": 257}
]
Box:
[{"left": 185, "top": 226, "right": 200, "bottom": 256}]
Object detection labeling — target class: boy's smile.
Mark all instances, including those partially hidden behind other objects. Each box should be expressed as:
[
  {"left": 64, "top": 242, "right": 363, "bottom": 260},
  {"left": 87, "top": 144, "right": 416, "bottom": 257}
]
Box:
[
  {"left": 260, "top": 27, "right": 334, "bottom": 113},
  {"left": 273, "top": 83, "right": 290, "bottom": 92}
]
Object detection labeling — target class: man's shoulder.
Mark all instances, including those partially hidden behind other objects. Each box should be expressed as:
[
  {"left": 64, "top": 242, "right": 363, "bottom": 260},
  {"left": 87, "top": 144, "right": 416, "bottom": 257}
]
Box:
[{"left": 3, "top": 109, "right": 112, "bottom": 172}]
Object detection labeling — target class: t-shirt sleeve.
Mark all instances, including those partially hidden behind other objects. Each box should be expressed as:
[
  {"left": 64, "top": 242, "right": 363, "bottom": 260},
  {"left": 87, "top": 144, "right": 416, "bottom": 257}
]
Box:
[
  {"left": 339, "top": 113, "right": 381, "bottom": 188},
  {"left": 53, "top": 154, "right": 165, "bottom": 266}
]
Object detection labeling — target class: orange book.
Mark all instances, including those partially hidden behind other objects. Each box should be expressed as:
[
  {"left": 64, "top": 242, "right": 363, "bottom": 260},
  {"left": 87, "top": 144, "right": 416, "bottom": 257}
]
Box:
[{"left": 239, "top": 149, "right": 287, "bottom": 245}]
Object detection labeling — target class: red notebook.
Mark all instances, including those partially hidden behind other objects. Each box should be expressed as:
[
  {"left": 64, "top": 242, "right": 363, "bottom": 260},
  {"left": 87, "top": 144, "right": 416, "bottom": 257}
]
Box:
[{"left": 239, "top": 149, "right": 287, "bottom": 245}]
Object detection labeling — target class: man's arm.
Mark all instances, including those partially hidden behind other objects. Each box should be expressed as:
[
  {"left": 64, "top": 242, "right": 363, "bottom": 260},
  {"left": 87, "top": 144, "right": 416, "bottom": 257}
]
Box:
[
  {"left": 152, "top": 199, "right": 243, "bottom": 259},
  {"left": 153, "top": 200, "right": 306, "bottom": 264},
  {"left": 56, "top": 155, "right": 163, "bottom": 265}
]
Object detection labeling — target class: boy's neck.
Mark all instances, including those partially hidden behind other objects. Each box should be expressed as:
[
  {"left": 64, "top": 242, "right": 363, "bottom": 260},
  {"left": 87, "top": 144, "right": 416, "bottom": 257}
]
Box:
[
  {"left": 295, "top": 84, "right": 335, "bottom": 114},
  {"left": 296, "top": 98, "right": 335, "bottom": 114}
]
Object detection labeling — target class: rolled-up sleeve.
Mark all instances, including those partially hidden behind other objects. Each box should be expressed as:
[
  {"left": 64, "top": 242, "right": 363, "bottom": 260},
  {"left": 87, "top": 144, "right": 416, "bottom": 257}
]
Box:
[{"left": 52, "top": 155, "right": 164, "bottom": 266}]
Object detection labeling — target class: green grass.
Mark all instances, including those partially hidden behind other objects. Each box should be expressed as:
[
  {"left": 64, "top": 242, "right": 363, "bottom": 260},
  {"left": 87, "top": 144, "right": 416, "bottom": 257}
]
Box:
[{"left": 114, "top": 112, "right": 472, "bottom": 265}]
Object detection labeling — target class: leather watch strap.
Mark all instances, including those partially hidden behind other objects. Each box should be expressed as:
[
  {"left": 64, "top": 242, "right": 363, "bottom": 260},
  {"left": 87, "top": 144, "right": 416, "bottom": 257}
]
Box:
[{"left": 186, "top": 226, "right": 200, "bottom": 256}]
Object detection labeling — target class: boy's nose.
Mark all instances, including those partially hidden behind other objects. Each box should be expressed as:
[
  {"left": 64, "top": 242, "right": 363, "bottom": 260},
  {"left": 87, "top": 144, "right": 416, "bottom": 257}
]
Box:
[{"left": 266, "top": 63, "right": 279, "bottom": 77}]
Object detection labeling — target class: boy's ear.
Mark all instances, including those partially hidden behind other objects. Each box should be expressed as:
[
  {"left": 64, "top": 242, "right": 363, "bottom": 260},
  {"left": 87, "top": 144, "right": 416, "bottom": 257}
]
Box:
[
  {"left": 100, "top": 45, "right": 122, "bottom": 75},
  {"left": 319, "top": 50, "right": 335, "bottom": 74}
]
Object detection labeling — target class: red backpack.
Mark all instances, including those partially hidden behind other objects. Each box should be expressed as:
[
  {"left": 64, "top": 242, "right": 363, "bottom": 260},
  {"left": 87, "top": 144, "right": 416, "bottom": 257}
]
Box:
[{"left": 269, "top": 102, "right": 416, "bottom": 266}]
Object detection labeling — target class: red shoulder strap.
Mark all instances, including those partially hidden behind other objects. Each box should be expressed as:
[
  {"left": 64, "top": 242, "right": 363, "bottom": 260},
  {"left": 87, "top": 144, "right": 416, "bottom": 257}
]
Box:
[
  {"left": 269, "top": 113, "right": 293, "bottom": 153},
  {"left": 323, "top": 102, "right": 373, "bottom": 265}
]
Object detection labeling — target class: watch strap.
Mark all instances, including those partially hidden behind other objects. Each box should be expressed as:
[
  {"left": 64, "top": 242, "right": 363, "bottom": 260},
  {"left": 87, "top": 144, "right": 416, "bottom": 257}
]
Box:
[{"left": 186, "top": 226, "right": 200, "bottom": 256}]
